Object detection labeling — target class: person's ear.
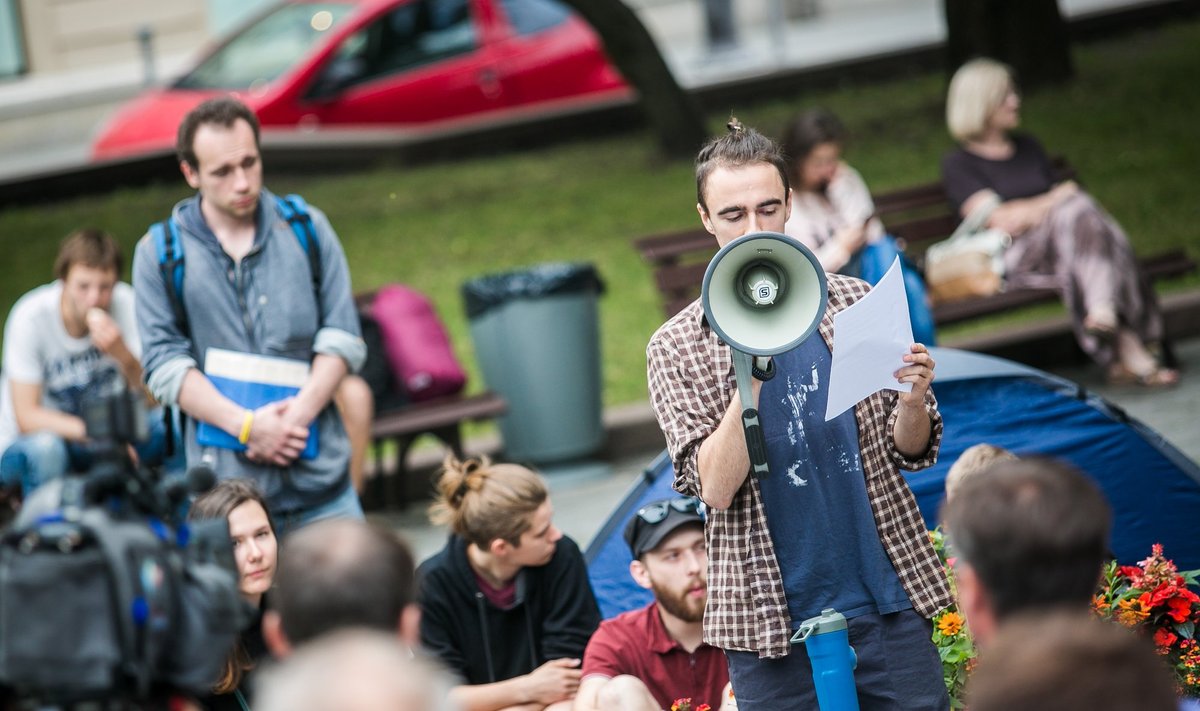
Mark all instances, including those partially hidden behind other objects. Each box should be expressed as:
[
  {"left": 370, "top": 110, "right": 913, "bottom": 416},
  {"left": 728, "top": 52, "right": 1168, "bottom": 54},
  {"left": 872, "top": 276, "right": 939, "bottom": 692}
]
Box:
[
  {"left": 262, "top": 610, "right": 293, "bottom": 659},
  {"left": 398, "top": 603, "right": 422, "bottom": 650},
  {"left": 698, "top": 203, "right": 716, "bottom": 236},
  {"left": 629, "top": 559, "right": 653, "bottom": 591},
  {"left": 955, "top": 563, "right": 996, "bottom": 647},
  {"left": 489, "top": 537, "right": 512, "bottom": 558},
  {"left": 783, "top": 187, "right": 793, "bottom": 222},
  {"left": 180, "top": 161, "right": 201, "bottom": 190}
]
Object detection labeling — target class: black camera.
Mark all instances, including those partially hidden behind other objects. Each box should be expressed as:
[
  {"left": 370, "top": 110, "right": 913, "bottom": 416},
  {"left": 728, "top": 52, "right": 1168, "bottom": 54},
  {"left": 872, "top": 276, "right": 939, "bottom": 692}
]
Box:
[{"left": 0, "top": 388, "right": 251, "bottom": 707}]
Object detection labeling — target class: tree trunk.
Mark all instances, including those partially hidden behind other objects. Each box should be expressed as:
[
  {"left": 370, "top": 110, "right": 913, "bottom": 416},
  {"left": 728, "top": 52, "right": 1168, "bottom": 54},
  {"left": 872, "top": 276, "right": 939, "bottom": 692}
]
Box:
[
  {"left": 944, "top": 0, "right": 1074, "bottom": 90},
  {"left": 560, "top": 0, "right": 709, "bottom": 158}
]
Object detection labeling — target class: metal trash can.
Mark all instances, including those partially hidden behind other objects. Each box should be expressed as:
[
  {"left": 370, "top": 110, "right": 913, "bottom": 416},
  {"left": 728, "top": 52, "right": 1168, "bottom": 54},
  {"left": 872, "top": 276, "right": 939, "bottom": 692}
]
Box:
[{"left": 462, "top": 263, "right": 605, "bottom": 464}]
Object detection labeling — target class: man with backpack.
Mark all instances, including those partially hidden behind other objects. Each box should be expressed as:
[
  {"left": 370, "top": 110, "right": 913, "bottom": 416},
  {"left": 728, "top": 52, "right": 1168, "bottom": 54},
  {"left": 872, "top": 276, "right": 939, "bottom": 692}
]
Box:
[{"left": 132, "top": 96, "right": 366, "bottom": 536}]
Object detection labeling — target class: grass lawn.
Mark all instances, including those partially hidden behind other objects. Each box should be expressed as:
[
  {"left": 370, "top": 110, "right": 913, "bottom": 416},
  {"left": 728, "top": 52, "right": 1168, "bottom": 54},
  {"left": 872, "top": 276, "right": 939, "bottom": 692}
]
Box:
[{"left": 1, "top": 19, "right": 1197, "bottom": 411}]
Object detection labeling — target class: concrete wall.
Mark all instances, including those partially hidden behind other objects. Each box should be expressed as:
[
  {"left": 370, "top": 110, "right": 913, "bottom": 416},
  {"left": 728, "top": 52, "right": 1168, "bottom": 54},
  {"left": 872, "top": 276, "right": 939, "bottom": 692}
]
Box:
[{"left": 18, "top": 0, "right": 209, "bottom": 74}]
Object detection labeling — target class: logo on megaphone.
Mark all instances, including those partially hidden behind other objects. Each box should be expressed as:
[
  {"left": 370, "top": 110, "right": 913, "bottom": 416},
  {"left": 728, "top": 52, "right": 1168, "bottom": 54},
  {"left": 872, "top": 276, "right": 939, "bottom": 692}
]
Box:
[{"left": 701, "top": 232, "right": 829, "bottom": 356}]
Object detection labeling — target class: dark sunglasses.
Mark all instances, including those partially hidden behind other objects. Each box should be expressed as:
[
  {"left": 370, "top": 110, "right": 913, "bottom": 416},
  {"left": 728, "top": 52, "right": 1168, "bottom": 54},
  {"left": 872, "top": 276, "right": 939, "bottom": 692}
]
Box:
[{"left": 635, "top": 496, "right": 702, "bottom": 525}]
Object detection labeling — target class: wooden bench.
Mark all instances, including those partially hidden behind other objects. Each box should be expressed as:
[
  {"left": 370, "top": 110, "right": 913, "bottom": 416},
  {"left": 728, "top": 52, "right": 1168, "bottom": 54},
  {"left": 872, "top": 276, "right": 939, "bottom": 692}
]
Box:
[
  {"left": 365, "top": 392, "right": 507, "bottom": 509},
  {"left": 635, "top": 160, "right": 1197, "bottom": 331},
  {"left": 354, "top": 290, "right": 507, "bottom": 510}
]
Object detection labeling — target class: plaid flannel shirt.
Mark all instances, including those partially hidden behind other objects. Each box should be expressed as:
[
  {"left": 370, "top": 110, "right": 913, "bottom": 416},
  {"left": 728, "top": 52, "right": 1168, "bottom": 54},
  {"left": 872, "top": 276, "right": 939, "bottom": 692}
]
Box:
[{"left": 646, "top": 273, "right": 953, "bottom": 659}]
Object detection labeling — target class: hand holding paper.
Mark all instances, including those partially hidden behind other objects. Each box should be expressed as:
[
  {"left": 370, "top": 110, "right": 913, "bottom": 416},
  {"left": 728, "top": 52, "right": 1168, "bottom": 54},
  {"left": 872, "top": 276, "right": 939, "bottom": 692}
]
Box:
[{"left": 824, "top": 257, "right": 921, "bottom": 421}]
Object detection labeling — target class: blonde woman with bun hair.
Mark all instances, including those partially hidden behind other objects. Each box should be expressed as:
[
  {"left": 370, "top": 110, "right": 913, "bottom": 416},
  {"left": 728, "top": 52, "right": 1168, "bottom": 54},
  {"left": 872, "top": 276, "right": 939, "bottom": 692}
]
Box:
[
  {"left": 418, "top": 455, "right": 600, "bottom": 711},
  {"left": 429, "top": 455, "right": 549, "bottom": 550}
]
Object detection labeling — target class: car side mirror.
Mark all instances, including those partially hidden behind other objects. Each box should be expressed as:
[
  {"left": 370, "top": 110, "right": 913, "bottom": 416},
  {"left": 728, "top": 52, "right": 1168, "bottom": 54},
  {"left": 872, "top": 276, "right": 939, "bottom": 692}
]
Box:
[{"left": 308, "top": 56, "right": 366, "bottom": 100}]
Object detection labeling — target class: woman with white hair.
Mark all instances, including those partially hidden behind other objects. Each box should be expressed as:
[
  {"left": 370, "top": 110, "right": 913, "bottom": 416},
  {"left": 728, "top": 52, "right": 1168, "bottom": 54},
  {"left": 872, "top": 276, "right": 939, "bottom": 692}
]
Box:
[{"left": 942, "top": 58, "right": 1177, "bottom": 387}]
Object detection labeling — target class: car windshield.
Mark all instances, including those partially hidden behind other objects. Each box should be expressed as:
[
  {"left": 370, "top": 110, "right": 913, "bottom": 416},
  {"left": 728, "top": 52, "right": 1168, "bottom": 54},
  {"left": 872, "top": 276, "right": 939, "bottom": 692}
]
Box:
[{"left": 176, "top": 3, "right": 355, "bottom": 90}]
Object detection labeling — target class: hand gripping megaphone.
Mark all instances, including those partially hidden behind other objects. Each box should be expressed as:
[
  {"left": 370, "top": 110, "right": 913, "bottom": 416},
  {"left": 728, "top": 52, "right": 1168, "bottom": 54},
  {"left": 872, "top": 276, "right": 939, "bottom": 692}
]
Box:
[{"left": 701, "top": 232, "right": 828, "bottom": 478}]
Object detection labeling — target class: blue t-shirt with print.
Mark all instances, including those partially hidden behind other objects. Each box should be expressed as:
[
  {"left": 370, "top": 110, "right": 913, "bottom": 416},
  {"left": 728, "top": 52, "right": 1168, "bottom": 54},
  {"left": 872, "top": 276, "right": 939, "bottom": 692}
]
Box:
[{"left": 756, "top": 333, "right": 911, "bottom": 624}]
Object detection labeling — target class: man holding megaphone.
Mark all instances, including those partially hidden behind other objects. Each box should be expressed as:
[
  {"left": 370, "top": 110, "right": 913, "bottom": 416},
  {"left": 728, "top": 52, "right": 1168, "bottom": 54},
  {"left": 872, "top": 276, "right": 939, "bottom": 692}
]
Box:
[{"left": 646, "top": 120, "right": 952, "bottom": 710}]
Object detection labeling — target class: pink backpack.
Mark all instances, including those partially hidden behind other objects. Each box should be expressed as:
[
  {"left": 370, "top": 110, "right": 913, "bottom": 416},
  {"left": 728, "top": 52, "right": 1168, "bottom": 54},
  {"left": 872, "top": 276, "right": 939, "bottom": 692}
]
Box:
[{"left": 369, "top": 285, "right": 467, "bottom": 402}]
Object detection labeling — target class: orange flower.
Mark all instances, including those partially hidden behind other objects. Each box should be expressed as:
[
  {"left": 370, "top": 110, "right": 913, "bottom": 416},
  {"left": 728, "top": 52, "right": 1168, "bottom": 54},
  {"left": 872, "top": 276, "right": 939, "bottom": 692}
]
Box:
[
  {"left": 937, "top": 611, "right": 965, "bottom": 637},
  {"left": 1116, "top": 594, "right": 1152, "bottom": 626}
]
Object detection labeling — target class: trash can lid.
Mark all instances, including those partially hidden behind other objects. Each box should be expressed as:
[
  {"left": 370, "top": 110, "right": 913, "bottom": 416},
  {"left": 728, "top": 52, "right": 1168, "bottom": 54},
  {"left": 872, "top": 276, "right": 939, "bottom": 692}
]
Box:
[{"left": 462, "top": 263, "right": 605, "bottom": 318}]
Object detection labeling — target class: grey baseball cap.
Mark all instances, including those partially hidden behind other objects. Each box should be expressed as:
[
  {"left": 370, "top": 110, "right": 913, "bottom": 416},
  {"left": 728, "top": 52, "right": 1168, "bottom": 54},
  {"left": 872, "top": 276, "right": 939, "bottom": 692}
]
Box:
[{"left": 623, "top": 496, "right": 704, "bottom": 558}]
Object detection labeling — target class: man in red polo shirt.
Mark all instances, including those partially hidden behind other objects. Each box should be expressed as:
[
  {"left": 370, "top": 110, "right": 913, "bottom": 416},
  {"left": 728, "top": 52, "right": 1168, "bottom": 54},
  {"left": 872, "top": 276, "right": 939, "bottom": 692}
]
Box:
[{"left": 574, "top": 497, "right": 733, "bottom": 711}]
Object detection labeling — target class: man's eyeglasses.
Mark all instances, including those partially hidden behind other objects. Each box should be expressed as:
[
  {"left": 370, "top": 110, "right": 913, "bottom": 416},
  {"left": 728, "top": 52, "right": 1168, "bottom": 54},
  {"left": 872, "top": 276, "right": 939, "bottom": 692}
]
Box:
[{"left": 635, "top": 496, "right": 702, "bottom": 525}]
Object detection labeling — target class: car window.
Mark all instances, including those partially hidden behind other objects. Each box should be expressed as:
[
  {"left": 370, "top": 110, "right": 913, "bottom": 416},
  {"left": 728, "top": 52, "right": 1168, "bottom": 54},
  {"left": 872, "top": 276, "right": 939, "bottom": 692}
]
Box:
[
  {"left": 331, "top": 0, "right": 477, "bottom": 86},
  {"left": 176, "top": 3, "right": 354, "bottom": 90},
  {"left": 498, "top": 0, "right": 570, "bottom": 36}
]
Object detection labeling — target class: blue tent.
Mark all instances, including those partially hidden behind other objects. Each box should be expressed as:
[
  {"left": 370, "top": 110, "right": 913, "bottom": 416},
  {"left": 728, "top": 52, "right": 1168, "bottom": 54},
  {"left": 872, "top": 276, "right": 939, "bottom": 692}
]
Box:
[{"left": 585, "top": 348, "right": 1200, "bottom": 620}]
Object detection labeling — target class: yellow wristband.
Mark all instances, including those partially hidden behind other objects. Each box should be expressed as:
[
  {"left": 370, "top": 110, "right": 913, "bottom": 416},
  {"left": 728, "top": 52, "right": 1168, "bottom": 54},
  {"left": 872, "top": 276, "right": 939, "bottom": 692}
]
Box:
[{"left": 238, "top": 410, "right": 254, "bottom": 445}]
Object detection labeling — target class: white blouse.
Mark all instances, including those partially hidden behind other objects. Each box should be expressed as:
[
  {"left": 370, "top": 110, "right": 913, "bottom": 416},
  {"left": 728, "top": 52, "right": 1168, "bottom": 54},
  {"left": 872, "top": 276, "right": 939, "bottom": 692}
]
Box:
[{"left": 784, "top": 162, "right": 885, "bottom": 272}]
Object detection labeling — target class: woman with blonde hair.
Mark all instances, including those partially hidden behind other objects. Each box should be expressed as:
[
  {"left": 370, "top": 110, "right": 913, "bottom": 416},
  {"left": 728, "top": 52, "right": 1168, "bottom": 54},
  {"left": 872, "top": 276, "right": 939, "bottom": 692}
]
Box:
[
  {"left": 189, "top": 478, "right": 278, "bottom": 710},
  {"left": 417, "top": 455, "right": 600, "bottom": 711},
  {"left": 942, "top": 58, "right": 1177, "bottom": 386}
]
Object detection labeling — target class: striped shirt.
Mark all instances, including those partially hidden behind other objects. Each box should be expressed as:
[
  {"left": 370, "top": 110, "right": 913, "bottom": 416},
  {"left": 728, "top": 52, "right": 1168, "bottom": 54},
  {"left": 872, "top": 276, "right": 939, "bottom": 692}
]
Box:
[{"left": 646, "top": 273, "right": 953, "bottom": 658}]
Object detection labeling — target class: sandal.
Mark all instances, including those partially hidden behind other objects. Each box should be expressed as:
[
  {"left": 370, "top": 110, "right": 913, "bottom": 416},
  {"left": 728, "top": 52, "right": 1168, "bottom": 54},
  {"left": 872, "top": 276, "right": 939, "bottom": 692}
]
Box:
[{"left": 1106, "top": 364, "right": 1181, "bottom": 388}]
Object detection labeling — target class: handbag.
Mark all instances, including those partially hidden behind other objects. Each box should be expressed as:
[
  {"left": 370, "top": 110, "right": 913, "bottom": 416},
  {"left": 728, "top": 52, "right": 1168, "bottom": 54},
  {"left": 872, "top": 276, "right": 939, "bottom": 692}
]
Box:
[{"left": 924, "top": 194, "right": 1011, "bottom": 304}]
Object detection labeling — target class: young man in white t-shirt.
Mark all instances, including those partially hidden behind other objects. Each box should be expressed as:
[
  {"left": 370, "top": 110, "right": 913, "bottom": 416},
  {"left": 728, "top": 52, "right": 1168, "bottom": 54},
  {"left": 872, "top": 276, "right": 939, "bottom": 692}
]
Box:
[{"left": 0, "top": 229, "right": 149, "bottom": 494}]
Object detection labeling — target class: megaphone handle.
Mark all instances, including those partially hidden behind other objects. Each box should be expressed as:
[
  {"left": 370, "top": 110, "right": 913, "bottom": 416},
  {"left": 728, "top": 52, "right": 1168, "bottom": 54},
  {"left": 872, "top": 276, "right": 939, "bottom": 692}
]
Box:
[{"left": 733, "top": 350, "right": 770, "bottom": 478}]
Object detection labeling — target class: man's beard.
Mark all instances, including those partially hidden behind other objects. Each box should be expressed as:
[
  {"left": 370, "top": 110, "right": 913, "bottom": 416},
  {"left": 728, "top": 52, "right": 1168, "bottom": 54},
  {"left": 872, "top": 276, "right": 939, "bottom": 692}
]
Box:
[{"left": 651, "top": 577, "right": 706, "bottom": 623}]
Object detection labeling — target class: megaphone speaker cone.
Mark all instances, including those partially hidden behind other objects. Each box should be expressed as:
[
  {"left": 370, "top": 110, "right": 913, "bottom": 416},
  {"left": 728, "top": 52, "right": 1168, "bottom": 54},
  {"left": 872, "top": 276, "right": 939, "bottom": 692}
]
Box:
[
  {"left": 701, "top": 232, "right": 829, "bottom": 356},
  {"left": 739, "top": 262, "right": 784, "bottom": 307}
]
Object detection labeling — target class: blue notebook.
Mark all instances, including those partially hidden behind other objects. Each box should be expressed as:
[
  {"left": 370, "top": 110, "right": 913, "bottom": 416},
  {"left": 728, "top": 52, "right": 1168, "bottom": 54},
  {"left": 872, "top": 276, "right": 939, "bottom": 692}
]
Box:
[{"left": 196, "top": 348, "right": 318, "bottom": 460}]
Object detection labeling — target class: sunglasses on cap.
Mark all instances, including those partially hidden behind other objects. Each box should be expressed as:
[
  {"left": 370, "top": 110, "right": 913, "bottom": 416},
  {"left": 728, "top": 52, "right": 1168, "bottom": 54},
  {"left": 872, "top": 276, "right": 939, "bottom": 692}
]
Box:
[{"left": 635, "top": 496, "right": 702, "bottom": 525}]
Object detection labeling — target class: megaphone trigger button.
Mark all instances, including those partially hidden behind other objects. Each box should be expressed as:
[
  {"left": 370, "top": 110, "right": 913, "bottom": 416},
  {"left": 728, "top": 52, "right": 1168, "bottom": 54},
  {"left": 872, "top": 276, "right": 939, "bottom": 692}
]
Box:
[{"left": 752, "top": 358, "right": 776, "bottom": 382}]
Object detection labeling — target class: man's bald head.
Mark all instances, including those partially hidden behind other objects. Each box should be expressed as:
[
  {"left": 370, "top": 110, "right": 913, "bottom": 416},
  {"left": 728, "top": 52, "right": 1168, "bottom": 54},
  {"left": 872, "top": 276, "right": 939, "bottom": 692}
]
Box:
[{"left": 271, "top": 520, "right": 417, "bottom": 647}]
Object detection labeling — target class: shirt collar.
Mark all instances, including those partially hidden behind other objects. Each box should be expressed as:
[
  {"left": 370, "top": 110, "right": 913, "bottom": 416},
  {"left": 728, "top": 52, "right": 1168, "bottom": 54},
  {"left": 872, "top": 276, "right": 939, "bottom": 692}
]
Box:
[{"left": 647, "top": 601, "right": 688, "bottom": 655}]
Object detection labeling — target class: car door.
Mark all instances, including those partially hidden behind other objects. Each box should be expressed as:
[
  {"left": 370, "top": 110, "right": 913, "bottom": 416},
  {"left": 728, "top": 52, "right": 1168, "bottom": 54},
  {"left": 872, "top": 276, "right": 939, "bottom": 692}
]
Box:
[
  {"left": 297, "top": 0, "right": 509, "bottom": 127},
  {"left": 485, "top": 0, "right": 625, "bottom": 108}
]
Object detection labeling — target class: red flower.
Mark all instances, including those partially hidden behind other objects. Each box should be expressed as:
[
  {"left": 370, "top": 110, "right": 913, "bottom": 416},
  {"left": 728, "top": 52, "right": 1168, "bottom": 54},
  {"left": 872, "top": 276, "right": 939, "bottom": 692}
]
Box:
[
  {"left": 1154, "top": 628, "right": 1178, "bottom": 652},
  {"left": 1119, "top": 565, "right": 1145, "bottom": 586},
  {"left": 1167, "top": 595, "right": 1194, "bottom": 623},
  {"left": 1149, "top": 583, "right": 1174, "bottom": 608}
]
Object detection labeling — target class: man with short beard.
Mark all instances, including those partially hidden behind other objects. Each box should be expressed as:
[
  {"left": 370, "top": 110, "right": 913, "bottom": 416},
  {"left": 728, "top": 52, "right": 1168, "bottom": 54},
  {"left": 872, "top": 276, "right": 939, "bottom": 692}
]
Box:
[{"left": 574, "top": 497, "right": 733, "bottom": 711}]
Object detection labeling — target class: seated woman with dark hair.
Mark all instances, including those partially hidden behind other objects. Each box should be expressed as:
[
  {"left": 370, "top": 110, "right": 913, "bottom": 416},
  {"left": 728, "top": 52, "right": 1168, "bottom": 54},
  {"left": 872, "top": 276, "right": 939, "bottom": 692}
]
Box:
[
  {"left": 782, "top": 108, "right": 937, "bottom": 345},
  {"left": 189, "top": 479, "right": 278, "bottom": 711},
  {"left": 942, "top": 58, "right": 1177, "bottom": 387}
]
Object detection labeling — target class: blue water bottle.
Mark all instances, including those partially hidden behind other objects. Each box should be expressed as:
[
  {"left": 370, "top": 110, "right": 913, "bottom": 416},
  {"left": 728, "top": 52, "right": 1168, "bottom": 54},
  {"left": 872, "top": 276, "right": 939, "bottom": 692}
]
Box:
[{"left": 791, "top": 608, "right": 859, "bottom": 711}]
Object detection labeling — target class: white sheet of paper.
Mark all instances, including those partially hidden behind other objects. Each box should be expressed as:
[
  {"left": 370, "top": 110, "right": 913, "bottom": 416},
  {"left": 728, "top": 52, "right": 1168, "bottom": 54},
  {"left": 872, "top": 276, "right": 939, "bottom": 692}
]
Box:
[{"left": 824, "top": 256, "right": 915, "bottom": 421}]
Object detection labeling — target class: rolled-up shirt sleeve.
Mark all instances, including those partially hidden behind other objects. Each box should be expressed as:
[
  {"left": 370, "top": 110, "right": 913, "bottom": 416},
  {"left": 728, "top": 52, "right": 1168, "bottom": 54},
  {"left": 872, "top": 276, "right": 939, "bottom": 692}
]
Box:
[
  {"left": 309, "top": 207, "right": 366, "bottom": 373},
  {"left": 132, "top": 231, "right": 199, "bottom": 407}
]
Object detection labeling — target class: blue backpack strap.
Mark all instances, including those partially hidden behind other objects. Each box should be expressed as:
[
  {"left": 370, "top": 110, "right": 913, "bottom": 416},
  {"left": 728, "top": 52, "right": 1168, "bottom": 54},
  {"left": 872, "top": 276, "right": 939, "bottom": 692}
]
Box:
[
  {"left": 151, "top": 218, "right": 189, "bottom": 336},
  {"left": 151, "top": 218, "right": 188, "bottom": 460},
  {"left": 275, "top": 193, "right": 322, "bottom": 304}
]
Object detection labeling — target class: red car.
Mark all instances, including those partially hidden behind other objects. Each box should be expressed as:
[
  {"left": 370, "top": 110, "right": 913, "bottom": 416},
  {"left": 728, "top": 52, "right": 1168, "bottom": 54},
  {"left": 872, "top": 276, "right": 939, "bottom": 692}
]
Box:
[{"left": 91, "top": 0, "right": 629, "bottom": 160}]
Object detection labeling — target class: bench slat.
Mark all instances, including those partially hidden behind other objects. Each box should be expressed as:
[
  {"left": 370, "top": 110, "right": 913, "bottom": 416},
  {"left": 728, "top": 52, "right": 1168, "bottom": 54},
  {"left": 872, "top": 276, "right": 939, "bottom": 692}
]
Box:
[
  {"left": 371, "top": 391, "right": 507, "bottom": 439},
  {"left": 933, "top": 250, "right": 1195, "bottom": 324},
  {"left": 634, "top": 229, "right": 714, "bottom": 263}
]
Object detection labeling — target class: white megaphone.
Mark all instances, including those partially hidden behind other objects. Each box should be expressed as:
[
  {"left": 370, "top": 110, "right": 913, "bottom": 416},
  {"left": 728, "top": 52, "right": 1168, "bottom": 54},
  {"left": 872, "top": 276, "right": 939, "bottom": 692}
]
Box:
[{"left": 701, "top": 232, "right": 828, "bottom": 478}]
